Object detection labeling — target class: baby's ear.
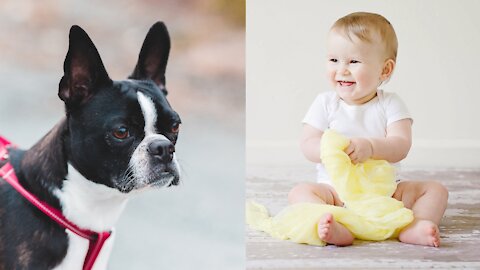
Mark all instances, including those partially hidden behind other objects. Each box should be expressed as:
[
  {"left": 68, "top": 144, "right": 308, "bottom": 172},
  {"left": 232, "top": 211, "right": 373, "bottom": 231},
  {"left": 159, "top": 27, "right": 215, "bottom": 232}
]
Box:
[{"left": 381, "top": 59, "right": 396, "bottom": 81}]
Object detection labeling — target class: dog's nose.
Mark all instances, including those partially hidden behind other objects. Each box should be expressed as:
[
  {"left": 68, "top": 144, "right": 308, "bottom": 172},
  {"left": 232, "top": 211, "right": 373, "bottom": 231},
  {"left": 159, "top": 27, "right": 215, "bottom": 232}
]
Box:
[{"left": 147, "top": 140, "right": 175, "bottom": 163}]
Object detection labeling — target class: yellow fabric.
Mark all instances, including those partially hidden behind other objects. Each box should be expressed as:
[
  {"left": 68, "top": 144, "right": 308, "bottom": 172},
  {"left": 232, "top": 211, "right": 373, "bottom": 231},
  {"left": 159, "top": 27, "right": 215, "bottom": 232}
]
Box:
[{"left": 246, "top": 129, "right": 414, "bottom": 246}]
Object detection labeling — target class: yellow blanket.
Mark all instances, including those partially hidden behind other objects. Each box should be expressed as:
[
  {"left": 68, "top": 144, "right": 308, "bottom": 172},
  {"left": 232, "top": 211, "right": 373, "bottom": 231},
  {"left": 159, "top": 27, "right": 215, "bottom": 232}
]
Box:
[{"left": 246, "top": 130, "right": 413, "bottom": 246}]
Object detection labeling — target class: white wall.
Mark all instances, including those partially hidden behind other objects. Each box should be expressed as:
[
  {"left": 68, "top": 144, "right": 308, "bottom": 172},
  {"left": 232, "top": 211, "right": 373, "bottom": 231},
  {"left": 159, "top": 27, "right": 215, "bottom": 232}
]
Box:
[{"left": 247, "top": 0, "right": 480, "bottom": 168}]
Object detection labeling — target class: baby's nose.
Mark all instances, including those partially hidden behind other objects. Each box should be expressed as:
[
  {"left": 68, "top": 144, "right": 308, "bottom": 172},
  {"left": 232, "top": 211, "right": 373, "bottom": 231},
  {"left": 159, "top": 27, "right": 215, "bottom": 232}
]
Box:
[{"left": 338, "top": 64, "right": 350, "bottom": 75}]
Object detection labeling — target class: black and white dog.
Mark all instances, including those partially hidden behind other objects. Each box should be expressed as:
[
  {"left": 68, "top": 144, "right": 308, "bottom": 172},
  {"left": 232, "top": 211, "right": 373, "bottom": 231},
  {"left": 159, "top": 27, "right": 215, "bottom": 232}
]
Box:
[{"left": 0, "top": 22, "right": 181, "bottom": 269}]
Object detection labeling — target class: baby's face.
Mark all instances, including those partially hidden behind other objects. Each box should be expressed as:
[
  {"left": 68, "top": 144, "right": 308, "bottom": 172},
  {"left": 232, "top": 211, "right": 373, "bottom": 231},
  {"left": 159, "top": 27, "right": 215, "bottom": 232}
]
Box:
[{"left": 326, "top": 30, "right": 388, "bottom": 105}]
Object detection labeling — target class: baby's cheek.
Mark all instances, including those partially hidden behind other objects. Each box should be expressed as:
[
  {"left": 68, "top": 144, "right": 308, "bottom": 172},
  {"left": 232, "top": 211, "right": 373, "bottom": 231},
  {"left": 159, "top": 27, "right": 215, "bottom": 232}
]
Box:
[
  {"left": 326, "top": 69, "right": 337, "bottom": 86},
  {"left": 356, "top": 70, "right": 378, "bottom": 87}
]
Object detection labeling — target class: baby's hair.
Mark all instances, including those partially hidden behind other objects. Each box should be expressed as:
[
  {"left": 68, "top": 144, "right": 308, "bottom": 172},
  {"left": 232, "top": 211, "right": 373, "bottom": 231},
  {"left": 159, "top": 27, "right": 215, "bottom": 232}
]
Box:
[{"left": 331, "top": 12, "right": 398, "bottom": 61}]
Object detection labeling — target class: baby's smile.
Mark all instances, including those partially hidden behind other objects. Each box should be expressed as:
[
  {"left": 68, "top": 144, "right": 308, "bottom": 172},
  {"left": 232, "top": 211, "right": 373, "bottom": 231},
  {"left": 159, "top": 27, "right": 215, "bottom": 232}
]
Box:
[{"left": 338, "top": 80, "right": 356, "bottom": 87}]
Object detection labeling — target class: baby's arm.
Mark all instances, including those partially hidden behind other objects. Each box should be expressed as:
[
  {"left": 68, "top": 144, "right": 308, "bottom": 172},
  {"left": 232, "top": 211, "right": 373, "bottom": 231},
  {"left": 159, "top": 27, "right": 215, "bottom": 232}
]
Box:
[
  {"left": 300, "top": 124, "right": 324, "bottom": 163},
  {"left": 369, "top": 119, "right": 412, "bottom": 163},
  {"left": 302, "top": 119, "right": 411, "bottom": 164},
  {"left": 345, "top": 119, "right": 411, "bottom": 163}
]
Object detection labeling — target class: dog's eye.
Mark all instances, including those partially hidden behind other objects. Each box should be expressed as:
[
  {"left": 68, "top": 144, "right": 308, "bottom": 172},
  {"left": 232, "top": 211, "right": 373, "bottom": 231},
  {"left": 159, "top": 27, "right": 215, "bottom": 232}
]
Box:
[
  {"left": 171, "top": 123, "right": 180, "bottom": 133},
  {"left": 112, "top": 127, "right": 130, "bottom": 139}
]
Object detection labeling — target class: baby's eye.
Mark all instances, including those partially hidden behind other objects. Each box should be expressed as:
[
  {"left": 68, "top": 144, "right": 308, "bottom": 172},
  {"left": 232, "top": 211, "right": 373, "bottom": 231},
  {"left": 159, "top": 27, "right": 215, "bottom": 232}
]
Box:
[
  {"left": 350, "top": 60, "right": 360, "bottom": 64},
  {"left": 329, "top": 58, "right": 338, "bottom": 63}
]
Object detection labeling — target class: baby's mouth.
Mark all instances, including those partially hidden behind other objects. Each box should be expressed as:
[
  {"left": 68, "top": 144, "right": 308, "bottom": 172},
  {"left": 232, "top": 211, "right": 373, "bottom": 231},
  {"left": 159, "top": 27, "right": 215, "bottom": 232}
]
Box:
[{"left": 338, "top": 80, "right": 355, "bottom": 86}]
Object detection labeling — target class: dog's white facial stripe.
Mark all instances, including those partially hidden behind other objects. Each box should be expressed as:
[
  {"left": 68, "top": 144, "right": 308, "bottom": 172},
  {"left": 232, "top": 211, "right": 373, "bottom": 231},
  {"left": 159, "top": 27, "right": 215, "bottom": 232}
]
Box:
[
  {"left": 137, "top": 92, "right": 157, "bottom": 135},
  {"left": 126, "top": 91, "right": 178, "bottom": 191}
]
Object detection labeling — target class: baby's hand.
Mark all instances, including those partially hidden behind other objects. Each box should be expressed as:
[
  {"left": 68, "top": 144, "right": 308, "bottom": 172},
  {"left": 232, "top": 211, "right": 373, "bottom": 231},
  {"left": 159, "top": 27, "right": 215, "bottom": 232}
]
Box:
[{"left": 344, "top": 138, "right": 373, "bottom": 164}]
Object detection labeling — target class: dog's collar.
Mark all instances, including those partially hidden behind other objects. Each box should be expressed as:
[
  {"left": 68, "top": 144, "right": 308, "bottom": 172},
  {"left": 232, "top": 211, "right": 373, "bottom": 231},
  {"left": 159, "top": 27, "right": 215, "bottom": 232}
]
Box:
[{"left": 0, "top": 136, "right": 111, "bottom": 270}]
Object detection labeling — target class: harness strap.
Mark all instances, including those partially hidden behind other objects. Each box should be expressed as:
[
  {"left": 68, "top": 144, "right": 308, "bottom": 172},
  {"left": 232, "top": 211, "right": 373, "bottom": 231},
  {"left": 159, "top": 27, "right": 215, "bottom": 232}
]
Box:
[
  {"left": 0, "top": 136, "right": 111, "bottom": 270},
  {"left": 0, "top": 136, "right": 11, "bottom": 160}
]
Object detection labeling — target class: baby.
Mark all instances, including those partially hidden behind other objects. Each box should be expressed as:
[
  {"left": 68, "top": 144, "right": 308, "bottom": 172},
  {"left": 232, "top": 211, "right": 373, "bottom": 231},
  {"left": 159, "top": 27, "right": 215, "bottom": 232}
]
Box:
[{"left": 288, "top": 12, "right": 448, "bottom": 247}]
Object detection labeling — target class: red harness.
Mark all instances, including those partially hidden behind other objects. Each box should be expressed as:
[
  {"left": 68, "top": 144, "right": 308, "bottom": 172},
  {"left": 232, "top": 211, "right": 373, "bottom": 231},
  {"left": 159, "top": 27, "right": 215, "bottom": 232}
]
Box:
[{"left": 0, "top": 136, "right": 111, "bottom": 270}]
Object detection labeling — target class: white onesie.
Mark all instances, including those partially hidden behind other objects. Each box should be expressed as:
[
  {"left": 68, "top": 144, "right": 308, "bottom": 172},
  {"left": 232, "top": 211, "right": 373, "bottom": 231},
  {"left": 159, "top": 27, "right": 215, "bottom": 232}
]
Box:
[{"left": 302, "top": 90, "right": 412, "bottom": 183}]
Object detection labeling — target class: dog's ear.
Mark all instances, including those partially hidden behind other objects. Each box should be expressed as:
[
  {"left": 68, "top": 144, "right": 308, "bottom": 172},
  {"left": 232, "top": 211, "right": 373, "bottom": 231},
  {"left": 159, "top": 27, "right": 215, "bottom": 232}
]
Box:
[
  {"left": 129, "top": 22, "right": 170, "bottom": 94},
  {"left": 58, "top": 25, "right": 112, "bottom": 109}
]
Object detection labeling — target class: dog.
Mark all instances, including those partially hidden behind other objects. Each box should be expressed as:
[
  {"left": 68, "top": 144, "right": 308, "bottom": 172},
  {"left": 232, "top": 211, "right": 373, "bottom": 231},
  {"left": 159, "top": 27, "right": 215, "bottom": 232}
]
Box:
[{"left": 0, "top": 22, "right": 181, "bottom": 270}]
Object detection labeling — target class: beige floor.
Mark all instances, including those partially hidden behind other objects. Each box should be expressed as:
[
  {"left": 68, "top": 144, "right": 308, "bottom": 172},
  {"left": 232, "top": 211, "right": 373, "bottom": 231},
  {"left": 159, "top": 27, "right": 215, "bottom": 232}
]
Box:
[{"left": 246, "top": 165, "right": 480, "bottom": 269}]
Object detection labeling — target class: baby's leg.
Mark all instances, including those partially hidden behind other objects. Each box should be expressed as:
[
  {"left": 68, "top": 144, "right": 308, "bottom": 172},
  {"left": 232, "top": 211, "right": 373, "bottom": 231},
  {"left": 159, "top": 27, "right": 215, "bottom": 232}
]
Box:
[
  {"left": 288, "top": 183, "right": 353, "bottom": 246},
  {"left": 393, "top": 181, "right": 449, "bottom": 247},
  {"left": 288, "top": 182, "right": 344, "bottom": 205}
]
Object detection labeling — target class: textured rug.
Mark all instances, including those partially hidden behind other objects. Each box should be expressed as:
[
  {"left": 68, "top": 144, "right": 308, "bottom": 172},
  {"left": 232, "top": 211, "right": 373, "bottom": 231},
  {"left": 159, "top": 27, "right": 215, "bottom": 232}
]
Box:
[{"left": 246, "top": 166, "right": 480, "bottom": 269}]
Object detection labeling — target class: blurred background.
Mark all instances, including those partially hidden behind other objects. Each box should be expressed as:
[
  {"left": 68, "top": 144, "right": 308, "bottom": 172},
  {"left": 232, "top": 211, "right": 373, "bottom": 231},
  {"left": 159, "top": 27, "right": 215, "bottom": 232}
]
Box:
[{"left": 0, "top": 0, "right": 244, "bottom": 269}]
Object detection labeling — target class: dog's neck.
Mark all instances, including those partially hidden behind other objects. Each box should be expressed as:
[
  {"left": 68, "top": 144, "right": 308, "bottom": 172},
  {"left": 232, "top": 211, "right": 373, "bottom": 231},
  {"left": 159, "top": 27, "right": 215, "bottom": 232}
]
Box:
[
  {"left": 11, "top": 118, "right": 129, "bottom": 231},
  {"left": 55, "top": 164, "right": 129, "bottom": 231},
  {"left": 10, "top": 119, "right": 69, "bottom": 208}
]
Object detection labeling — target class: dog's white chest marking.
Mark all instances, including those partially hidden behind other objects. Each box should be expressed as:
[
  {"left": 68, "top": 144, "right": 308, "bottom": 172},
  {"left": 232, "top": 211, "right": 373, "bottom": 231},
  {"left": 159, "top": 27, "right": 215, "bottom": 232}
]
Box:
[
  {"left": 53, "top": 165, "right": 128, "bottom": 269},
  {"left": 52, "top": 230, "right": 116, "bottom": 270},
  {"left": 55, "top": 165, "right": 129, "bottom": 231},
  {"left": 52, "top": 230, "right": 88, "bottom": 270}
]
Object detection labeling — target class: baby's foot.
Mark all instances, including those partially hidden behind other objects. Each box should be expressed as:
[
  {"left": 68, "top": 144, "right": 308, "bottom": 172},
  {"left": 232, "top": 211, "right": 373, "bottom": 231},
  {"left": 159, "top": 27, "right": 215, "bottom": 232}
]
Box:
[
  {"left": 317, "top": 213, "right": 354, "bottom": 246},
  {"left": 399, "top": 219, "right": 440, "bottom": 247}
]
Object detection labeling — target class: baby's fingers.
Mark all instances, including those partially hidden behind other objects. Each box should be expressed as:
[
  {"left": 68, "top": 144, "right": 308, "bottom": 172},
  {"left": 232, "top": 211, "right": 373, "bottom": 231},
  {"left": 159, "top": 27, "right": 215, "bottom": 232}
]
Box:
[
  {"left": 348, "top": 151, "right": 358, "bottom": 164},
  {"left": 344, "top": 143, "right": 355, "bottom": 155}
]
